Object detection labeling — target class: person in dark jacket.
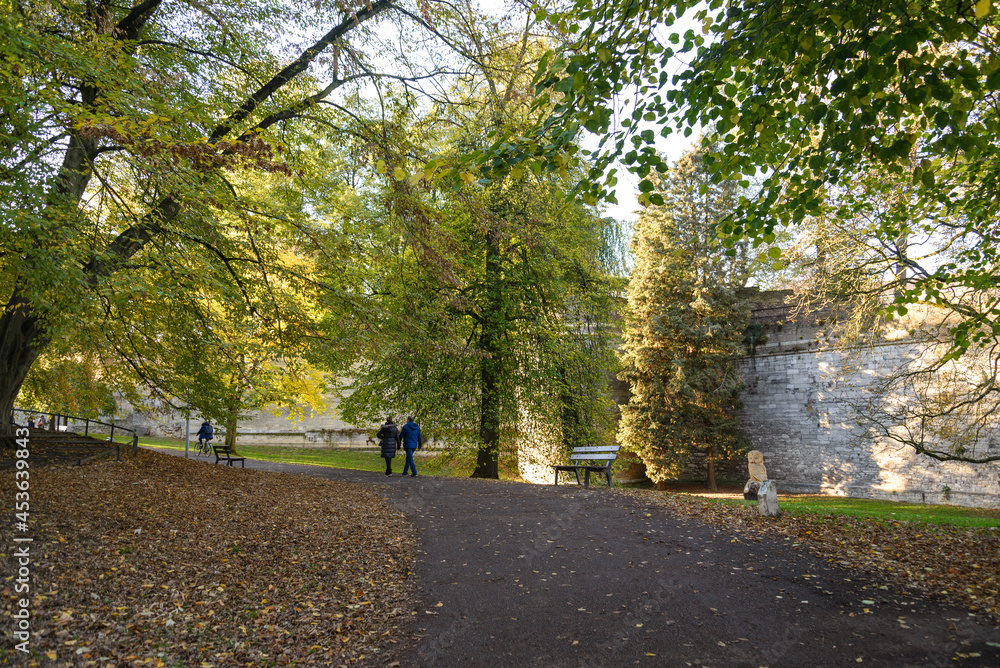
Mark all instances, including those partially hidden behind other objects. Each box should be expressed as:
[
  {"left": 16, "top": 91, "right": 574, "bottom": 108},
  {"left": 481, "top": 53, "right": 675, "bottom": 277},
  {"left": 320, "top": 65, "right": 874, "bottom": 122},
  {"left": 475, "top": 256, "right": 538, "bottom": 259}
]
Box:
[
  {"left": 195, "top": 421, "right": 214, "bottom": 450},
  {"left": 376, "top": 416, "right": 400, "bottom": 476},
  {"left": 398, "top": 416, "right": 422, "bottom": 477}
]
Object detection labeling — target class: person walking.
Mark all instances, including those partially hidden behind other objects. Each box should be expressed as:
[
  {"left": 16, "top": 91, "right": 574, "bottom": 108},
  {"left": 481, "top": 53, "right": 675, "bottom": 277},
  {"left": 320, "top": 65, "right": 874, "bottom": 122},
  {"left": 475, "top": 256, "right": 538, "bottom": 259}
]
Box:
[
  {"left": 376, "top": 416, "right": 400, "bottom": 476},
  {"left": 399, "top": 416, "right": 422, "bottom": 477}
]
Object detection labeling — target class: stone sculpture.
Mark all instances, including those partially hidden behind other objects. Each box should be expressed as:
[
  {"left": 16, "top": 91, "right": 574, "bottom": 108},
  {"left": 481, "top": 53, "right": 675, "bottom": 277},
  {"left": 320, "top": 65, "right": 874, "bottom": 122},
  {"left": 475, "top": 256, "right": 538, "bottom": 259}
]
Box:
[
  {"left": 743, "top": 450, "right": 768, "bottom": 500},
  {"left": 747, "top": 450, "right": 767, "bottom": 481},
  {"left": 757, "top": 480, "right": 780, "bottom": 517}
]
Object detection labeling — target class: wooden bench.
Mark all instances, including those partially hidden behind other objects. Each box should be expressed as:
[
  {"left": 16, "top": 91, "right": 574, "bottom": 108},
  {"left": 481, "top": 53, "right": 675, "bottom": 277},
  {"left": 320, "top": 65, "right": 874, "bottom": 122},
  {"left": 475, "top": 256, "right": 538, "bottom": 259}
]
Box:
[
  {"left": 552, "top": 445, "right": 620, "bottom": 488},
  {"left": 212, "top": 445, "right": 245, "bottom": 468}
]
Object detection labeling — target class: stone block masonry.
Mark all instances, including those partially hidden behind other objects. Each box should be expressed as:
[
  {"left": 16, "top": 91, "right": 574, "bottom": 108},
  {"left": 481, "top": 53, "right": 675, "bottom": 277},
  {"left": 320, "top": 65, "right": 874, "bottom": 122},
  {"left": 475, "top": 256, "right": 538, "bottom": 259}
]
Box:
[{"left": 740, "top": 344, "right": 1000, "bottom": 508}]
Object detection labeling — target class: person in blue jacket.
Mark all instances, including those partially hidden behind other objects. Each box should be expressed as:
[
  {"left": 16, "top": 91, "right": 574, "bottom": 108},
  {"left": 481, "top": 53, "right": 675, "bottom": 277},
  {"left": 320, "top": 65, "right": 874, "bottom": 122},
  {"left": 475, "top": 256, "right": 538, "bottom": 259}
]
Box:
[
  {"left": 398, "top": 416, "right": 422, "bottom": 477},
  {"left": 195, "top": 420, "right": 214, "bottom": 450}
]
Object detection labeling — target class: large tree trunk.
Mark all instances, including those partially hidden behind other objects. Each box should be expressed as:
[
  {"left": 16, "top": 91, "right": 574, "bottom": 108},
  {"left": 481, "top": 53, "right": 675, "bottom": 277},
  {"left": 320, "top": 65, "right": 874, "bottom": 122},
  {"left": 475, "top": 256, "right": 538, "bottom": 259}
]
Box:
[
  {"left": 0, "top": 292, "right": 49, "bottom": 442},
  {"left": 472, "top": 358, "right": 501, "bottom": 478},
  {"left": 706, "top": 444, "right": 717, "bottom": 491},
  {"left": 225, "top": 414, "right": 239, "bottom": 452},
  {"left": 559, "top": 365, "right": 583, "bottom": 450},
  {"left": 471, "top": 229, "right": 503, "bottom": 479}
]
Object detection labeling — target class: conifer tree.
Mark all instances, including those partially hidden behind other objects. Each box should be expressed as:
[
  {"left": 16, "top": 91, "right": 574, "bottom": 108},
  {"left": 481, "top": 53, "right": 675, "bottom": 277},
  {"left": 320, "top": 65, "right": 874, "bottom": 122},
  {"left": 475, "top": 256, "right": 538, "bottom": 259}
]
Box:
[{"left": 617, "top": 145, "right": 751, "bottom": 490}]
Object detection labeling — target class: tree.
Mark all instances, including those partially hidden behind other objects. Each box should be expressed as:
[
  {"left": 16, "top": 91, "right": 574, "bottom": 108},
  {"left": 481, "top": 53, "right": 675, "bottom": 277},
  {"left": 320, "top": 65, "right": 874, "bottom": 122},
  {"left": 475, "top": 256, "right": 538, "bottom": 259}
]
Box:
[
  {"left": 617, "top": 143, "right": 751, "bottom": 490},
  {"left": 339, "top": 163, "right": 623, "bottom": 477},
  {"left": 0, "top": 0, "right": 464, "bottom": 440},
  {"left": 334, "top": 3, "right": 625, "bottom": 478},
  {"left": 17, "top": 353, "right": 117, "bottom": 420}
]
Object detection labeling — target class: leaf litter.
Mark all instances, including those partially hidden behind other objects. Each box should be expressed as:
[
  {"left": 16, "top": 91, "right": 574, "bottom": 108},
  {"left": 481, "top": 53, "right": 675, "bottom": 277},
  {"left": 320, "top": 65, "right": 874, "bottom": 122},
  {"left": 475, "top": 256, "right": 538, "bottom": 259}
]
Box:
[{"left": 1, "top": 449, "right": 416, "bottom": 666}]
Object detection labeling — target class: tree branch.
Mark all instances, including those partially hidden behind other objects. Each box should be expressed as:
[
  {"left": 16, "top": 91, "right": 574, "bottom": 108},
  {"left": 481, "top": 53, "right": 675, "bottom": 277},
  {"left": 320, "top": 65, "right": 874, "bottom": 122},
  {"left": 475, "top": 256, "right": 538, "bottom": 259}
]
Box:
[
  {"left": 115, "top": 0, "right": 163, "bottom": 40},
  {"left": 209, "top": 0, "right": 394, "bottom": 142}
]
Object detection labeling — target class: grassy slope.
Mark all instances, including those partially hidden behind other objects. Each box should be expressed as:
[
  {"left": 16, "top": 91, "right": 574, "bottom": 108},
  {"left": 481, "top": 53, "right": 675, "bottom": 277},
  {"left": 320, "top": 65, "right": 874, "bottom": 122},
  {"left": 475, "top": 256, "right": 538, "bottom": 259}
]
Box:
[{"left": 138, "top": 436, "right": 473, "bottom": 477}]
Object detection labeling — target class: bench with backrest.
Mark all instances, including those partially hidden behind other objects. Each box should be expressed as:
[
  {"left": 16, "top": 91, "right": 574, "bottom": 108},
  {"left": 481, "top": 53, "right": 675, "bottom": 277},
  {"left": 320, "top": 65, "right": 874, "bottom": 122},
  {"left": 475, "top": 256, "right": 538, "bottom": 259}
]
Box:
[
  {"left": 212, "top": 445, "right": 246, "bottom": 468},
  {"left": 552, "top": 445, "right": 620, "bottom": 488}
]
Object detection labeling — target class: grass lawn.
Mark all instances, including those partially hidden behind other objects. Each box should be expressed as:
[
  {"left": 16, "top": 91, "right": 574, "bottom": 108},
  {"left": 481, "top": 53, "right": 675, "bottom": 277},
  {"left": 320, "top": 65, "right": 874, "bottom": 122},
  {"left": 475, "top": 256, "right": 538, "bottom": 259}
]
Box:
[
  {"left": 138, "top": 436, "right": 475, "bottom": 477},
  {"left": 620, "top": 479, "right": 1000, "bottom": 528},
  {"left": 694, "top": 490, "right": 1000, "bottom": 528}
]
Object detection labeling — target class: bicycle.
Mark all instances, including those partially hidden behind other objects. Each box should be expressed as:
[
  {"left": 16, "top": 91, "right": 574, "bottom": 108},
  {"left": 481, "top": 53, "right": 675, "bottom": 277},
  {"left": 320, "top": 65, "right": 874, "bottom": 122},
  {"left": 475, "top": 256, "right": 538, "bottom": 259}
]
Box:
[{"left": 196, "top": 437, "right": 213, "bottom": 456}]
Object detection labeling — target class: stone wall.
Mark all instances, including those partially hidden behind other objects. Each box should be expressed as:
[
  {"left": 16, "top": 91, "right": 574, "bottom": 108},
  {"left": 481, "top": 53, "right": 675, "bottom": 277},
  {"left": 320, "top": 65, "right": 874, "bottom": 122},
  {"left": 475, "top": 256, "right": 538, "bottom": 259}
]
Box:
[
  {"left": 741, "top": 344, "right": 1000, "bottom": 508},
  {"left": 114, "top": 395, "right": 414, "bottom": 450}
]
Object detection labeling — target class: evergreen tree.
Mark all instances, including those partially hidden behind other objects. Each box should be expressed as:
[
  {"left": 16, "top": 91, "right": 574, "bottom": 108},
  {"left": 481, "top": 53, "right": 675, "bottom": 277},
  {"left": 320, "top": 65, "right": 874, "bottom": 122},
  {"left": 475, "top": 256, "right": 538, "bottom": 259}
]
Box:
[{"left": 618, "top": 145, "right": 751, "bottom": 490}]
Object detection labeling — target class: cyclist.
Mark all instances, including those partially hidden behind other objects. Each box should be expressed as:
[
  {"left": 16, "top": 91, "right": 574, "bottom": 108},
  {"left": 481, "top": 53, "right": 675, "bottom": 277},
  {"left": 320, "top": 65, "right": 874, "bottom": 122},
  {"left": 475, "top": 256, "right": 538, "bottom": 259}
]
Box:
[{"left": 195, "top": 420, "right": 214, "bottom": 454}]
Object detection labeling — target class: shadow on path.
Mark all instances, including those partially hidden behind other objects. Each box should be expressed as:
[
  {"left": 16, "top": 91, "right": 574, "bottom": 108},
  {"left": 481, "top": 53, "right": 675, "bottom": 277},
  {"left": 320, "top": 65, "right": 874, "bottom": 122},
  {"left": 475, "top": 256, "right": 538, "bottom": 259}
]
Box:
[{"left": 148, "top": 448, "right": 1000, "bottom": 667}]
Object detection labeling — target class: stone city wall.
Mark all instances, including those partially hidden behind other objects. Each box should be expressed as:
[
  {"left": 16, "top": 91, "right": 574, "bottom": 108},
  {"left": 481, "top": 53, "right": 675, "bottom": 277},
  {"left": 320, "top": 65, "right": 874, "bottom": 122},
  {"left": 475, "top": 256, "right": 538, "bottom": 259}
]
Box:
[
  {"left": 115, "top": 395, "right": 416, "bottom": 450},
  {"left": 740, "top": 343, "right": 1000, "bottom": 508}
]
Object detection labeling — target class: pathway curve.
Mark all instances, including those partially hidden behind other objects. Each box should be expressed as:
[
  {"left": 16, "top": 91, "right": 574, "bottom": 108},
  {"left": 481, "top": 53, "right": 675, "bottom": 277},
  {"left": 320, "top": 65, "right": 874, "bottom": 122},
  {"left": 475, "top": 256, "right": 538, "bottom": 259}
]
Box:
[{"left": 149, "top": 449, "right": 1000, "bottom": 667}]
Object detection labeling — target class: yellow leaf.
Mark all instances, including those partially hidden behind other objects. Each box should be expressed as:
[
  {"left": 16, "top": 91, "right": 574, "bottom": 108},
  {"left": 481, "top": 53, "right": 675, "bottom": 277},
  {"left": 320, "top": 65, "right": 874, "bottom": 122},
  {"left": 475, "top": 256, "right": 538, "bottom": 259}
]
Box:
[
  {"left": 375, "top": 159, "right": 386, "bottom": 174},
  {"left": 976, "top": 0, "right": 991, "bottom": 18},
  {"left": 393, "top": 166, "right": 406, "bottom": 180},
  {"left": 45, "top": 652, "right": 57, "bottom": 660}
]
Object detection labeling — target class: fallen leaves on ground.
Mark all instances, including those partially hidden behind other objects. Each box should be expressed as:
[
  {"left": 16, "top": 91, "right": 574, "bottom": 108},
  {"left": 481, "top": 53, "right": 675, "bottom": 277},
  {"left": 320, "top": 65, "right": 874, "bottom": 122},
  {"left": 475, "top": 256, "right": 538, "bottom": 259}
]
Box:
[
  {"left": 621, "top": 489, "right": 1000, "bottom": 625},
  {"left": 1, "top": 449, "right": 416, "bottom": 666}
]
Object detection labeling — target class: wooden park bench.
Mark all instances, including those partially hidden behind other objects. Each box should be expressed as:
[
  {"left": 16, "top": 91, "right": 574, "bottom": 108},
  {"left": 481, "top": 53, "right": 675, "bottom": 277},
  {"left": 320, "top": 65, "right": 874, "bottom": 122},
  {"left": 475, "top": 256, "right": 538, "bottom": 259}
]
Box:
[
  {"left": 552, "top": 445, "right": 620, "bottom": 488},
  {"left": 212, "top": 445, "right": 246, "bottom": 468}
]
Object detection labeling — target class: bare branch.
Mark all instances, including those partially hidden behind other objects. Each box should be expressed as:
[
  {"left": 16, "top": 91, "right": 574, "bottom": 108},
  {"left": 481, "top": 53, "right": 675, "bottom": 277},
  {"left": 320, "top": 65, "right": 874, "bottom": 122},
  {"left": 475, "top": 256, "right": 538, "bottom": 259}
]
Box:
[{"left": 209, "top": 0, "right": 394, "bottom": 142}]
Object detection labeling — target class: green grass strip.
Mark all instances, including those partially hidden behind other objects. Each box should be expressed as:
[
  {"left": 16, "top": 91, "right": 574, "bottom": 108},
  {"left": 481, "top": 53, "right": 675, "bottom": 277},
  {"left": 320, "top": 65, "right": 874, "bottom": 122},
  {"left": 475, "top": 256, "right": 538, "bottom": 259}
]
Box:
[
  {"left": 138, "top": 437, "right": 468, "bottom": 477},
  {"left": 700, "top": 494, "right": 1000, "bottom": 528}
]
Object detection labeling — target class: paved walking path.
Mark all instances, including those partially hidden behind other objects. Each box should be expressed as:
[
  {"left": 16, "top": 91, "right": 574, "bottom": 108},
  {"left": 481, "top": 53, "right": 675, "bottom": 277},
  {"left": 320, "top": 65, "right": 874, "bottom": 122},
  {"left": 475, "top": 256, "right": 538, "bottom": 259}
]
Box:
[{"left": 150, "top": 449, "right": 1000, "bottom": 666}]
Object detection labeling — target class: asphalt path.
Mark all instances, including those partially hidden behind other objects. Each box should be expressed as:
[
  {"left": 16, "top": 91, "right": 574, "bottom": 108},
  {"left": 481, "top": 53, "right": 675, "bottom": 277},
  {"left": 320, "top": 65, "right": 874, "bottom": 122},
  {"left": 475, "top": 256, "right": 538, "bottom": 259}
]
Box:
[{"left": 149, "top": 448, "right": 1000, "bottom": 667}]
